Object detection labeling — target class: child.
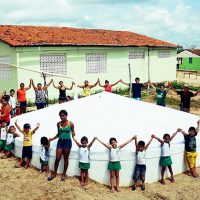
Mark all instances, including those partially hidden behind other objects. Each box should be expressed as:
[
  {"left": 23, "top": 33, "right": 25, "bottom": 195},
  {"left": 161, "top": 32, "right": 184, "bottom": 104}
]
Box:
[
  {"left": 178, "top": 119, "right": 200, "bottom": 177},
  {"left": 9, "top": 89, "right": 17, "bottom": 118},
  {"left": 97, "top": 136, "right": 135, "bottom": 192},
  {"left": 72, "top": 136, "right": 96, "bottom": 186},
  {"left": 132, "top": 135, "right": 154, "bottom": 191},
  {"left": 0, "top": 120, "right": 8, "bottom": 152},
  {"left": 152, "top": 130, "right": 179, "bottom": 185},
  {"left": 15, "top": 119, "right": 40, "bottom": 169},
  {"left": 1, "top": 126, "right": 20, "bottom": 159},
  {"left": 99, "top": 79, "right": 121, "bottom": 93},
  {"left": 40, "top": 136, "right": 50, "bottom": 174}
]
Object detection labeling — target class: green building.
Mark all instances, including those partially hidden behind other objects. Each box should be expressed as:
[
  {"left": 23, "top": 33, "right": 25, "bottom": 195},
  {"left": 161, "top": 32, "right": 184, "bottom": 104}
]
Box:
[
  {"left": 0, "top": 25, "right": 177, "bottom": 100},
  {"left": 177, "top": 49, "right": 200, "bottom": 71}
]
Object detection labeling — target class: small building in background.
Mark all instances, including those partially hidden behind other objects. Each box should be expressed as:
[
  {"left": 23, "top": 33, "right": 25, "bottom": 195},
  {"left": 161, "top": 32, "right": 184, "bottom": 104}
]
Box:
[
  {"left": 177, "top": 49, "right": 200, "bottom": 71},
  {"left": 0, "top": 25, "right": 177, "bottom": 99}
]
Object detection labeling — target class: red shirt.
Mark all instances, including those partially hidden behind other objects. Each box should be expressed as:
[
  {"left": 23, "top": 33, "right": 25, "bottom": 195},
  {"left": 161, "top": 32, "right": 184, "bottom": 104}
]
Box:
[
  {"left": 105, "top": 85, "right": 112, "bottom": 93},
  {"left": 17, "top": 89, "right": 26, "bottom": 102},
  {"left": 0, "top": 104, "right": 11, "bottom": 122}
]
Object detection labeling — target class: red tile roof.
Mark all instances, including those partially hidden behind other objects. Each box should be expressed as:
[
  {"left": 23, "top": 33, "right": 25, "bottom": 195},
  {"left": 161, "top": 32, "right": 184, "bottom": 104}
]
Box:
[
  {"left": 0, "top": 25, "right": 177, "bottom": 48},
  {"left": 187, "top": 49, "right": 200, "bottom": 56}
]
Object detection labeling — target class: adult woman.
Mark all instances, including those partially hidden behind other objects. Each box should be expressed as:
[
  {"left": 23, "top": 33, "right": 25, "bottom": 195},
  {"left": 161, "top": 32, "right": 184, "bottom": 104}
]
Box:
[
  {"left": 78, "top": 79, "right": 99, "bottom": 97},
  {"left": 53, "top": 80, "right": 74, "bottom": 103},
  {"left": 99, "top": 79, "right": 121, "bottom": 93},
  {"left": 31, "top": 79, "right": 52, "bottom": 110},
  {"left": 0, "top": 96, "right": 11, "bottom": 125},
  {"left": 17, "top": 80, "right": 31, "bottom": 114},
  {"left": 48, "top": 110, "right": 75, "bottom": 181}
]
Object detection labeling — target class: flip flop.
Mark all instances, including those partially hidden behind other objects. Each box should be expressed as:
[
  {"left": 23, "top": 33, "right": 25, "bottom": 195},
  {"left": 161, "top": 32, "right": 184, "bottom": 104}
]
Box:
[
  {"left": 60, "top": 177, "right": 66, "bottom": 181},
  {"left": 131, "top": 186, "right": 136, "bottom": 191},
  {"left": 141, "top": 186, "right": 145, "bottom": 191},
  {"left": 47, "top": 176, "right": 55, "bottom": 181}
]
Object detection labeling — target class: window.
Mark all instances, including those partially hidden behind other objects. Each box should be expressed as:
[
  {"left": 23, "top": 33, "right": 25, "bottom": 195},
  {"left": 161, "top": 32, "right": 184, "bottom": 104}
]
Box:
[
  {"left": 189, "top": 57, "right": 192, "bottom": 64},
  {"left": 0, "top": 56, "right": 11, "bottom": 80},
  {"left": 40, "top": 53, "right": 67, "bottom": 76},
  {"left": 86, "top": 53, "right": 107, "bottom": 74},
  {"left": 129, "top": 51, "right": 145, "bottom": 59},
  {"left": 158, "top": 50, "right": 171, "bottom": 58}
]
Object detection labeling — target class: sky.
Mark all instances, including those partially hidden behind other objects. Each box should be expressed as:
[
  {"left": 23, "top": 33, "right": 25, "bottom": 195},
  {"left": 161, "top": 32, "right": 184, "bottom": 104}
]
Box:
[{"left": 0, "top": 0, "right": 200, "bottom": 48}]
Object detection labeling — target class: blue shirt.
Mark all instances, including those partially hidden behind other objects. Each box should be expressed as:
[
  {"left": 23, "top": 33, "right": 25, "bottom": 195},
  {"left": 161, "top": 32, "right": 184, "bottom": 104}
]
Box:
[{"left": 131, "top": 83, "right": 144, "bottom": 98}]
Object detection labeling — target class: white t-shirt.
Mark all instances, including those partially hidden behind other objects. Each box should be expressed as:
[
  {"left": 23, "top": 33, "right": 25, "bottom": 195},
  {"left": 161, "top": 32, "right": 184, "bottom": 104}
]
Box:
[
  {"left": 161, "top": 143, "right": 171, "bottom": 157},
  {"left": 110, "top": 147, "right": 120, "bottom": 162},
  {"left": 40, "top": 146, "right": 49, "bottom": 162},
  {"left": 9, "top": 96, "right": 16, "bottom": 109},
  {"left": 79, "top": 147, "right": 90, "bottom": 163},
  {"left": 6, "top": 133, "right": 14, "bottom": 145},
  {"left": 137, "top": 151, "right": 146, "bottom": 165},
  {"left": 0, "top": 127, "right": 7, "bottom": 140}
]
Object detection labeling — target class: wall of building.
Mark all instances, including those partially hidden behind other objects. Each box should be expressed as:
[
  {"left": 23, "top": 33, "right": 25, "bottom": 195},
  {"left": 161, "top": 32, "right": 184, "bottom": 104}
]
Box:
[{"left": 179, "top": 57, "right": 200, "bottom": 71}]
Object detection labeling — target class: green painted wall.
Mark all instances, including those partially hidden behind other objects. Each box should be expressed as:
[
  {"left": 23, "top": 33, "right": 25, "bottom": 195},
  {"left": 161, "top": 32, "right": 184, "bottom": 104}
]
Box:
[
  {"left": 0, "top": 42, "right": 18, "bottom": 94},
  {"left": 179, "top": 57, "right": 200, "bottom": 71}
]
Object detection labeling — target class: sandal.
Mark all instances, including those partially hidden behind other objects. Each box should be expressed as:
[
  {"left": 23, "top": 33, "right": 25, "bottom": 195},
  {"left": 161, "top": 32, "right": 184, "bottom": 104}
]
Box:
[
  {"left": 132, "top": 186, "right": 136, "bottom": 191},
  {"left": 47, "top": 176, "right": 55, "bottom": 181},
  {"left": 60, "top": 177, "right": 66, "bottom": 181},
  {"left": 141, "top": 186, "right": 145, "bottom": 191}
]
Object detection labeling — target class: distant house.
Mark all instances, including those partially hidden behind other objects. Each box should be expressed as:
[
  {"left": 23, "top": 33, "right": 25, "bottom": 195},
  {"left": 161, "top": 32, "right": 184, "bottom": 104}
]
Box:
[
  {"left": 177, "top": 49, "right": 200, "bottom": 71},
  {"left": 0, "top": 25, "right": 177, "bottom": 99}
]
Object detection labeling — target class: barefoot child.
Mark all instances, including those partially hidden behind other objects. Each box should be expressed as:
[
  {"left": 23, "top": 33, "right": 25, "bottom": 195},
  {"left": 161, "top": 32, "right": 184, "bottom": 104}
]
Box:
[
  {"left": 1, "top": 126, "right": 20, "bottom": 159},
  {"left": 15, "top": 119, "right": 40, "bottom": 168},
  {"left": 72, "top": 136, "right": 96, "bottom": 186},
  {"left": 0, "top": 120, "right": 8, "bottom": 152},
  {"left": 132, "top": 135, "right": 154, "bottom": 191},
  {"left": 152, "top": 130, "right": 179, "bottom": 184},
  {"left": 178, "top": 119, "right": 200, "bottom": 177},
  {"left": 40, "top": 136, "right": 50, "bottom": 174},
  {"left": 97, "top": 136, "right": 135, "bottom": 192}
]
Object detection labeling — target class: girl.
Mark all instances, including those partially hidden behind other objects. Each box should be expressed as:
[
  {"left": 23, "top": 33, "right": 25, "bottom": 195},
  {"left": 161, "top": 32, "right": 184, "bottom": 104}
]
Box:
[
  {"left": 97, "top": 136, "right": 135, "bottom": 192},
  {"left": 132, "top": 135, "right": 154, "bottom": 191},
  {"left": 53, "top": 80, "right": 74, "bottom": 103},
  {"left": 40, "top": 136, "right": 50, "bottom": 174},
  {"left": 78, "top": 79, "right": 99, "bottom": 97},
  {"left": 15, "top": 119, "right": 40, "bottom": 168},
  {"left": 99, "top": 79, "right": 121, "bottom": 93},
  {"left": 152, "top": 130, "right": 179, "bottom": 184},
  {"left": 72, "top": 136, "right": 96, "bottom": 186},
  {"left": 1, "top": 126, "right": 20, "bottom": 159},
  {"left": 48, "top": 110, "right": 75, "bottom": 181},
  {"left": 0, "top": 120, "right": 8, "bottom": 152},
  {"left": 0, "top": 96, "right": 11, "bottom": 126},
  {"left": 178, "top": 119, "right": 200, "bottom": 177}
]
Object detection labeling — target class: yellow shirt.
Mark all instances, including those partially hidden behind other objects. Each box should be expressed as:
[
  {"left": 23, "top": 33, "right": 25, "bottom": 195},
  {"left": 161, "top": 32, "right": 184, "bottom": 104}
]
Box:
[
  {"left": 83, "top": 87, "right": 91, "bottom": 97},
  {"left": 22, "top": 130, "right": 33, "bottom": 146}
]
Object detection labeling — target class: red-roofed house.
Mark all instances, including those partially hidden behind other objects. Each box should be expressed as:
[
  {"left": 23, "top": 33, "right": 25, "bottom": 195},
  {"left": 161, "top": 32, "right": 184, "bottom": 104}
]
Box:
[{"left": 0, "top": 25, "right": 177, "bottom": 99}]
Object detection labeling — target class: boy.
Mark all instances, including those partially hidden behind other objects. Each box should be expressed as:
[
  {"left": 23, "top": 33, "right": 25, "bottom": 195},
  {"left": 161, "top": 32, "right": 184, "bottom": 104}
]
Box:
[
  {"left": 9, "top": 89, "right": 17, "bottom": 118},
  {"left": 0, "top": 120, "right": 8, "bottom": 151}
]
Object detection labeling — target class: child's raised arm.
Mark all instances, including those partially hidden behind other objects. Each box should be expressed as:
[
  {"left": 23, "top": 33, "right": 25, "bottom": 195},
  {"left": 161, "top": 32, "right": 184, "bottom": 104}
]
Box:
[
  {"left": 72, "top": 136, "right": 81, "bottom": 148},
  {"left": 96, "top": 138, "right": 111, "bottom": 149},
  {"left": 88, "top": 137, "right": 96, "bottom": 148},
  {"left": 144, "top": 135, "right": 154, "bottom": 150},
  {"left": 32, "top": 123, "right": 40, "bottom": 134},
  {"left": 196, "top": 120, "right": 200, "bottom": 134},
  {"left": 14, "top": 119, "right": 24, "bottom": 134},
  {"left": 152, "top": 134, "right": 164, "bottom": 144},
  {"left": 177, "top": 128, "right": 188, "bottom": 136},
  {"left": 169, "top": 129, "right": 179, "bottom": 142},
  {"left": 119, "top": 136, "right": 135, "bottom": 149},
  {"left": 14, "top": 132, "right": 20, "bottom": 138},
  {"left": 134, "top": 135, "right": 138, "bottom": 150}
]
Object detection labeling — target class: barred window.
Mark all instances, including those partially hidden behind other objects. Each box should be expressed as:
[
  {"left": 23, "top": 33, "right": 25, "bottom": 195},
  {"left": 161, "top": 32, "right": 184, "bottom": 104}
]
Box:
[
  {"left": 158, "top": 50, "right": 171, "bottom": 58},
  {"left": 40, "top": 53, "right": 67, "bottom": 76},
  {"left": 129, "top": 51, "right": 145, "bottom": 59},
  {"left": 86, "top": 53, "right": 107, "bottom": 74},
  {"left": 0, "top": 56, "right": 11, "bottom": 80}
]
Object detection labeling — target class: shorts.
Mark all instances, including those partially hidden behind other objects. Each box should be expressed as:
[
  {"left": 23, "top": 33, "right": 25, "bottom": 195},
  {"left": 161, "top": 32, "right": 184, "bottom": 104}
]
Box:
[
  {"left": 160, "top": 156, "right": 172, "bottom": 167},
  {"left": 180, "top": 105, "right": 190, "bottom": 113},
  {"left": 4, "top": 143, "right": 14, "bottom": 151},
  {"left": 108, "top": 161, "right": 121, "bottom": 171},
  {"left": 20, "top": 101, "right": 27, "bottom": 108},
  {"left": 22, "top": 146, "right": 32, "bottom": 159},
  {"left": 36, "top": 102, "right": 45, "bottom": 110},
  {"left": 0, "top": 140, "right": 6, "bottom": 150},
  {"left": 58, "top": 97, "right": 67, "bottom": 102},
  {"left": 10, "top": 108, "right": 16, "bottom": 115},
  {"left": 40, "top": 158, "right": 48, "bottom": 166},
  {"left": 185, "top": 151, "right": 198, "bottom": 169},
  {"left": 57, "top": 138, "right": 72, "bottom": 149},
  {"left": 79, "top": 162, "right": 90, "bottom": 170},
  {"left": 133, "top": 164, "right": 146, "bottom": 181}
]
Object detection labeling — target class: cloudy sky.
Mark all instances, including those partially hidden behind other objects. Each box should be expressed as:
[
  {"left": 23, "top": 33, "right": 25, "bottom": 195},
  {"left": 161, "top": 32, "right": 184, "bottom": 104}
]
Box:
[{"left": 0, "top": 0, "right": 200, "bottom": 47}]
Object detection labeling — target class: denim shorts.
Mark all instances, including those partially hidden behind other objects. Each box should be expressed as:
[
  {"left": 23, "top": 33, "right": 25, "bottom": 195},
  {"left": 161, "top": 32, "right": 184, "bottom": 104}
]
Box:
[
  {"left": 57, "top": 138, "right": 72, "bottom": 149},
  {"left": 133, "top": 164, "right": 146, "bottom": 181},
  {"left": 20, "top": 101, "right": 27, "bottom": 108},
  {"left": 36, "top": 103, "right": 45, "bottom": 110},
  {"left": 22, "top": 146, "right": 32, "bottom": 159}
]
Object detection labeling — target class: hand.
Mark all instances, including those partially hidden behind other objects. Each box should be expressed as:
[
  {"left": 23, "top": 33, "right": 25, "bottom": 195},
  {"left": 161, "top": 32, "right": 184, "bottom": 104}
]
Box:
[
  {"left": 49, "top": 138, "right": 53, "bottom": 143},
  {"left": 36, "top": 123, "right": 40, "bottom": 128},
  {"left": 94, "top": 137, "right": 97, "bottom": 140},
  {"left": 15, "top": 119, "right": 18, "bottom": 124},
  {"left": 119, "top": 79, "right": 122, "bottom": 82},
  {"left": 72, "top": 81, "right": 75, "bottom": 85},
  {"left": 151, "top": 134, "right": 156, "bottom": 138},
  {"left": 177, "top": 128, "right": 182, "bottom": 132},
  {"left": 197, "top": 120, "right": 200, "bottom": 125},
  {"left": 133, "top": 135, "right": 137, "bottom": 139}
]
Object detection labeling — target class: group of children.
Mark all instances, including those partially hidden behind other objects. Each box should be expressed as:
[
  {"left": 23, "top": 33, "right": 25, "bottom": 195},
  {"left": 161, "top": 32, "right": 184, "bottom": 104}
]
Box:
[{"left": 0, "top": 119, "right": 199, "bottom": 192}]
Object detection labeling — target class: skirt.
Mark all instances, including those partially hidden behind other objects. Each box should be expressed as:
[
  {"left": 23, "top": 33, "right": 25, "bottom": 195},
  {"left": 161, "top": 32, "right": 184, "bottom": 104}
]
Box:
[
  {"left": 79, "top": 162, "right": 90, "bottom": 170},
  {"left": 108, "top": 161, "right": 121, "bottom": 171},
  {"left": 4, "top": 143, "right": 14, "bottom": 151},
  {"left": 160, "top": 156, "right": 172, "bottom": 167}
]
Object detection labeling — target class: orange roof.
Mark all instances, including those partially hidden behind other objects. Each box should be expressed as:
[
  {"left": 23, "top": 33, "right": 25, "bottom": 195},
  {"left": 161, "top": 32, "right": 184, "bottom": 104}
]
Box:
[
  {"left": 187, "top": 49, "right": 200, "bottom": 56},
  {"left": 0, "top": 25, "right": 177, "bottom": 48}
]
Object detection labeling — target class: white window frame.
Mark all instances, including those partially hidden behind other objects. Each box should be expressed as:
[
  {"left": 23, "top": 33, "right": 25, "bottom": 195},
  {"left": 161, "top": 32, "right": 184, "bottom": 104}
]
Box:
[
  {"left": 158, "top": 50, "right": 171, "bottom": 58},
  {"left": 40, "top": 53, "right": 67, "bottom": 76},
  {"left": 86, "top": 53, "right": 107, "bottom": 74},
  {"left": 0, "top": 56, "right": 12, "bottom": 80},
  {"left": 129, "top": 51, "right": 145, "bottom": 59}
]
